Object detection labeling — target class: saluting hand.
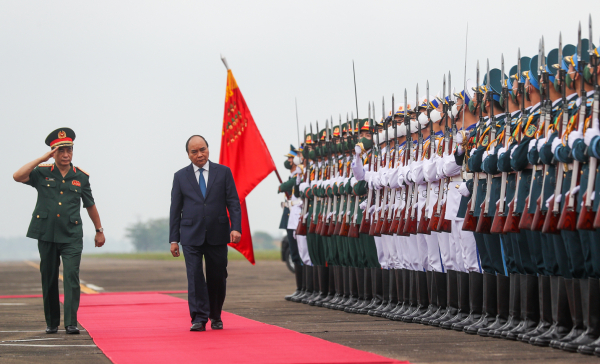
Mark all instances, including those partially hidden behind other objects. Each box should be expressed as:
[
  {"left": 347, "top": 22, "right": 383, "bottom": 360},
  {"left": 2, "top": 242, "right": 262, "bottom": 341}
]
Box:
[
  {"left": 41, "top": 147, "right": 59, "bottom": 162},
  {"left": 230, "top": 230, "right": 241, "bottom": 244}
]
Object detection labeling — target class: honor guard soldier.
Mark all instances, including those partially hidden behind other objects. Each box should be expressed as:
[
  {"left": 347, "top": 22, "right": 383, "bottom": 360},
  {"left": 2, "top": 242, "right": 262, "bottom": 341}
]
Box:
[
  {"left": 13, "top": 128, "right": 105, "bottom": 335},
  {"left": 279, "top": 145, "right": 304, "bottom": 301}
]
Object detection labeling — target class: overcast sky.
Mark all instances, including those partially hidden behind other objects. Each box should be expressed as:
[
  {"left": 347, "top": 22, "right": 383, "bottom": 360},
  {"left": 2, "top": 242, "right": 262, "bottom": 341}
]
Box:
[{"left": 0, "top": 0, "right": 595, "bottom": 249}]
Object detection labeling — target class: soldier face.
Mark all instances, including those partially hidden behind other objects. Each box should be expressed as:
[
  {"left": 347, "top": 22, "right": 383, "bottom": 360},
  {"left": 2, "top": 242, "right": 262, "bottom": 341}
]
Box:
[
  {"left": 187, "top": 136, "right": 209, "bottom": 168},
  {"left": 54, "top": 146, "right": 73, "bottom": 167},
  {"left": 359, "top": 130, "right": 372, "bottom": 140}
]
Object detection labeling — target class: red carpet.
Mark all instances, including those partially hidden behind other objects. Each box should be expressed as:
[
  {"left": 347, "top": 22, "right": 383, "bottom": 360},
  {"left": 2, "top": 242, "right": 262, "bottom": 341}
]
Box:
[{"left": 66, "top": 292, "right": 407, "bottom": 364}]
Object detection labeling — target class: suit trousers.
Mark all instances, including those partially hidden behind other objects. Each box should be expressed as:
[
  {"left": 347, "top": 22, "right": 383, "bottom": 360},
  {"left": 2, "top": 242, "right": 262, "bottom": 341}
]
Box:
[
  {"left": 182, "top": 244, "right": 228, "bottom": 324},
  {"left": 38, "top": 240, "right": 82, "bottom": 328}
]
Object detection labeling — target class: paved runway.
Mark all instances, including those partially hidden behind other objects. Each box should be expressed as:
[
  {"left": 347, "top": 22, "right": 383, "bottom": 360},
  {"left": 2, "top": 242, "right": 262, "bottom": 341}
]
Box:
[{"left": 0, "top": 257, "right": 596, "bottom": 363}]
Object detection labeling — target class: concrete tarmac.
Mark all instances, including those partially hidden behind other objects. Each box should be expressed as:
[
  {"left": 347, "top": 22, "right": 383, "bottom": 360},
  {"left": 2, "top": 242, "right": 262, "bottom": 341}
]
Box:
[{"left": 0, "top": 257, "right": 596, "bottom": 364}]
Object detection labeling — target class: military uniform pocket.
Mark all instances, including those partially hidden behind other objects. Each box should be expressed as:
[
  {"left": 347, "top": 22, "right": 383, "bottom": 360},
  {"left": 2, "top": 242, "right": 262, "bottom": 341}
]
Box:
[
  {"left": 31, "top": 211, "right": 48, "bottom": 232},
  {"left": 69, "top": 215, "right": 83, "bottom": 237}
]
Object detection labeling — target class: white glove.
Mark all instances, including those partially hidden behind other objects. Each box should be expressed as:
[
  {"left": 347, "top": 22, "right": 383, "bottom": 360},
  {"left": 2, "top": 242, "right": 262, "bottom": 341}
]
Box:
[
  {"left": 350, "top": 177, "right": 357, "bottom": 186},
  {"left": 368, "top": 205, "right": 376, "bottom": 214},
  {"left": 355, "top": 144, "right": 362, "bottom": 155},
  {"left": 458, "top": 182, "right": 470, "bottom": 197},
  {"left": 293, "top": 231, "right": 296, "bottom": 239},
  {"left": 303, "top": 213, "right": 309, "bottom": 219},
  {"left": 371, "top": 174, "right": 383, "bottom": 190},
  {"left": 456, "top": 131, "right": 464, "bottom": 145},
  {"left": 359, "top": 200, "right": 367, "bottom": 210},
  {"left": 482, "top": 151, "right": 489, "bottom": 162},
  {"left": 585, "top": 126, "right": 600, "bottom": 145},
  {"left": 456, "top": 145, "right": 465, "bottom": 155},
  {"left": 310, "top": 180, "right": 317, "bottom": 188},
  {"left": 551, "top": 137, "right": 562, "bottom": 154},
  {"left": 568, "top": 129, "right": 583, "bottom": 148},
  {"left": 528, "top": 139, "right": 537, "bottom": 152},
  {"left": 343, "top": 177, "right": 349, "bottom": 185},
  {"left": 536, "top": 137, "right": 546, "bottom": 151},
  {"left": 545, "top": 194, "right": 554, "bottom": 209},
  {"left": 327, "top": 212, "right": 333, "bottom": 220},
  {"left": 299, "top": 182, "right": 309, "bottom": 192},
  {"left": 406, "top": 170, "right": 415, "bottom": 183},
  {"left": 510, "top": 145, "right": 517, "bottom": 158},
  {"left": 571, "top": 185, "right": 581, "bottom": 196},
  {"left": 498, "top": 147, "right": 507, "bottom": 156}
]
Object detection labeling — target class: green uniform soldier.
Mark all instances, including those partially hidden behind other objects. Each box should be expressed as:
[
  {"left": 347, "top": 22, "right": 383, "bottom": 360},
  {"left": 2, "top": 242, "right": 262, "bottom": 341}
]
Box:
[{"left": 13, "top": 128, "right": 105, "bottom": 334}]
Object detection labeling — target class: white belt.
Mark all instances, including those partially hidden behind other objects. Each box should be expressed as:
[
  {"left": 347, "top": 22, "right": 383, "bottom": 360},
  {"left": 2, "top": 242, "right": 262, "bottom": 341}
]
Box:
[
  {"left": 450, "top": 176, "right": 464, "bottom": 182},
  {"left": 478, "top": 173, "right": 487, "bottom": 179}
]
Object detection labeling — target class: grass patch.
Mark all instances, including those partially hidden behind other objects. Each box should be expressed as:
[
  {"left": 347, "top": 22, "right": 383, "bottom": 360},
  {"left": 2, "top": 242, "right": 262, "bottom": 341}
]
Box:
[{"left": 84, "top": 249, "right": 282, "bottom": 261}]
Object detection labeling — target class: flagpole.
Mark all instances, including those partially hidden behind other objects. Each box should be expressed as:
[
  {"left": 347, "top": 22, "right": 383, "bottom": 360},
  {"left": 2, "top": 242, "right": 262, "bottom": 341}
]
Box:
[{"left": 220, "top": 55, "right": 285, "bottom": 186}]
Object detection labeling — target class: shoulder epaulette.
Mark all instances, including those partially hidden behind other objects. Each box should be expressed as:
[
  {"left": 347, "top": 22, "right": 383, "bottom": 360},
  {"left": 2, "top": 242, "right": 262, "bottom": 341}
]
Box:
[
  {"left": 38, "top": 163, "right": 53, "bottom": 167},
  {"left": 77, "top": 167, "right": 90, "bottom": 176}
]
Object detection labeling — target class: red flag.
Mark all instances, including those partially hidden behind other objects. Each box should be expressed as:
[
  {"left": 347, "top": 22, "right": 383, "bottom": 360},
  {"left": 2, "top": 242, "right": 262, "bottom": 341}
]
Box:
[{"left": 219, "top": 69, "right": 276, "bottom": 264}]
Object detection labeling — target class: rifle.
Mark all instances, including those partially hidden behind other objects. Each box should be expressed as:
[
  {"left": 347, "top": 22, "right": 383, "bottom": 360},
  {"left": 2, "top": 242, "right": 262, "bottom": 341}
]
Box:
[
  {"left": 504, "top": 49, "right": 525, "bottom": 233},
  {"left": 557, "top": 22, "right": 586, "bottom": 231},
  {"left": 334, "top": 115, "right": 349, "bottom": 235},
  {"left": 295, "top": 126, "right": 310, "bottom": 236},
  {"left": 543, "top": 34, "right": 567, "bottom": 234},
  {"left": 321, "top": 116, "right": 337, "bottom": 236},
  {"left": 308, "top": 121, "right": 320, "bottom": 234},
  {"left": 403, "top": 85, "right": 420, "bottom": 235},
  {"left": 369, "top": 102, "right": 383, "bottom": 236},
  {"left": 373, "top": 101, "right": 393, "bottom": 236},
  {"left": 419, "top": 80, "right": 434, "bottom": 234},
  {"left": 476, "top": 60, "right": 495, "bottom": 234},
  {"left": 531, "top": 38, "right": 552, "bottom": 231},
  {"left": 491, "top": 55, "right": 510, "bottom": 234},
  {"left": 351, "top": 112, "right": 373, "bottom": 238},
  {"left": 395, "top": 90, "right": 411, "bottom": 235},
  {"left": 436, "top": 71, "right": 454, "bottom": 233},
  {"left": 463, "top": 60, "right": 482, "bottom": 232},
  {"left": 340, "top": 114, "right": 355, "bottom": 237},
  {"left": 315, "top": 120, "right": 329, "bottom": 235},
  {"left": 579, "top": 16, "right": 598, "bottom": 230},
  {"left": 385, "top": 95, "right": 401, "bottom": 235},
  {"left": 328, "top": 116, "right": 343, "bottom": 236},
  {"left": 381, "top": 95, "right": 397, "bottom": 235}
]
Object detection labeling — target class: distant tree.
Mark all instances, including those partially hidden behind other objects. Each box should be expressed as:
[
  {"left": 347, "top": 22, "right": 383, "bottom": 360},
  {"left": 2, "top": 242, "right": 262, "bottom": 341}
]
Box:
[
  {"left": 126, "top": 218, "right": 169, "bottom": 252},
  {"left": 252, "top": 231, "right": 276, "bottom": 250}
]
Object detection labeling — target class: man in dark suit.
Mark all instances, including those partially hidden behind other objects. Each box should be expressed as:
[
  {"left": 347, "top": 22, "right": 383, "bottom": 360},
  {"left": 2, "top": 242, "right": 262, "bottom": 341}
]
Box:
[{"left": 169, "top": 135, "right": 242, "bottom": 332}]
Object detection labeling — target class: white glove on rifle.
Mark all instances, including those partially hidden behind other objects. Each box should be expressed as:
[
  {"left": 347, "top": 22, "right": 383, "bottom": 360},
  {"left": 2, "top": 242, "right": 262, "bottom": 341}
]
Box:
[
  {"left": 458, "top": 182, "right": 470, "bottom": 197},
  {"left": 568, "top": 129, "right": 583, "bottom": 148},
  {"left": 536, "top": 137, "right": 546, "bottom": 151},
  {"left": 584, "top": 125, "right": 600, "bottom": 146},
  {"left": 551, "top": 137, "right": 562, "bottom": 154},
  {"left": 528, "top": 139, "right": 537, "bottom": 152}
]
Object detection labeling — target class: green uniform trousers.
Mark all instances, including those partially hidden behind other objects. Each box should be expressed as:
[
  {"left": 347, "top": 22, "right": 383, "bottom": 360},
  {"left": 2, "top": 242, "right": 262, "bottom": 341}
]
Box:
[{"left": 38, "top": 239, "right": 83, "bottom": 328}]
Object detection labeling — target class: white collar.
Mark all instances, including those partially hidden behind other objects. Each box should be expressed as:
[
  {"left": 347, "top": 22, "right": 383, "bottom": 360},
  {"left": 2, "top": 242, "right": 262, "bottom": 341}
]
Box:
[
  {"left": 552, "top": 98, "right": 562, "bottom": 107},
  {"left": 193, "top": 161, "right": 209, "bottom": 173},
  {"left": 511, "top": 110, "right": 521, "bottom": 117}
]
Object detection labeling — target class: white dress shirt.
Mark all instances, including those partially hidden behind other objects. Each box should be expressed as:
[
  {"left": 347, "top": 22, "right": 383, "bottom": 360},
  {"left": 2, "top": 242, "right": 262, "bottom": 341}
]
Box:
[{"left": 193, "top": 161, "right": 209, "bottom": 186}]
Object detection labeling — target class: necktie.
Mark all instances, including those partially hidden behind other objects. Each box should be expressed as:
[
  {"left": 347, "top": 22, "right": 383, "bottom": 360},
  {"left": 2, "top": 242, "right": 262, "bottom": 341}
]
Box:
[{"left": 199, "top": 168, "right": 207, "bottom": 198}]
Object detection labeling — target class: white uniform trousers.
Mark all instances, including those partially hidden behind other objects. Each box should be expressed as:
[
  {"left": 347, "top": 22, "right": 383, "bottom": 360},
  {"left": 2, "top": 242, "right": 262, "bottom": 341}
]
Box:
[
  {"left": 451, "top": 219, "right": 480, "bottom": 272},
  {"left": 296, "top": 235, "right": 312, "bottom": 266},
  {"left": 373, "top": 236, "right": 386, "bottom": 269}
]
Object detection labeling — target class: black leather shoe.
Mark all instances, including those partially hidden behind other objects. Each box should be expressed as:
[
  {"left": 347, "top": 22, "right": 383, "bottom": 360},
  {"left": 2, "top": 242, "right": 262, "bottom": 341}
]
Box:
[
  {"left": 190, "top": 322, "right": 206, "bottom": 331},
  {"left": 46, "top": 326, "right": 58, "bottom": 334},
  {"left": 211, "top": 320, "right": 223, "bottom": 330},
  {"left": 65, "top": 326, "right": 80, "bottom": 334}
]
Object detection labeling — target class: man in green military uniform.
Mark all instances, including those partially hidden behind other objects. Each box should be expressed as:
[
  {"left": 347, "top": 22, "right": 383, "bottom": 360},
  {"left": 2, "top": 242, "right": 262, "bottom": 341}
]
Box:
[{"left": 13, "top": 128, "right": 105, "bottom": 334}]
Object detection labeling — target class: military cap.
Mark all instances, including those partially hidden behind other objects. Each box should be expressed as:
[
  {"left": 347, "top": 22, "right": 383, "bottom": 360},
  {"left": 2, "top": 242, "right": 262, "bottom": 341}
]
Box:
[
  {"left": 488, "top": 68, "right": 506, "bottom": 101},
  {"left": 545, "top": 48, "right": 559, "bottom": 82},
  {"left": 554, "top": 44, "right": 576, "bottom": 71},
  {"left": 512, "top": 56, "right": 531, "bottom": 83},
  {"left": 45, "top": 128, "right": 75, "bottom": 148},
  {"left": 527, "top": 55, "right": 542, "bottom": 90},
  {"left": 305, "top": 133, "right": 316, "bottom": 145},
  {"left": 570, "top": 39, "right": 596, "bottom": 72},
  {"left": 332, "top": 124, "right": 341, "bottom": 138},
  {"left": 358, "top": 119, "right": 372, "bottom": 132},
  {"left": 456, "top": 79, "right": 476, "bottom": 105},
  {"left": 285, "top": 144, "right": 298, "bottom": 158}
]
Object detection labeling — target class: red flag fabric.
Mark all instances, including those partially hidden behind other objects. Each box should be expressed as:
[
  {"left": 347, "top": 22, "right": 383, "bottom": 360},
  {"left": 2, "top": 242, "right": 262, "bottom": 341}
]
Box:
[{"left": 220, "top": 69, "right": 276, "bottom": 264}]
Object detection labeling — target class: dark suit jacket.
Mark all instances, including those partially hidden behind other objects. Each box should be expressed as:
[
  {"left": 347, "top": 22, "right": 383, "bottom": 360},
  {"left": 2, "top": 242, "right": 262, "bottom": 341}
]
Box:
[{"left": 169, "top": 161, "right": 242, "bottom": 246}]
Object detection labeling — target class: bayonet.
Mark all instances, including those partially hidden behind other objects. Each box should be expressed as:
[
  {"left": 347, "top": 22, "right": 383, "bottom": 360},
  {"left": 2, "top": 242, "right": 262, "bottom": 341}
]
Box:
[{"left": 589, "top": 14, "right": 593, "bottom": 56}]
